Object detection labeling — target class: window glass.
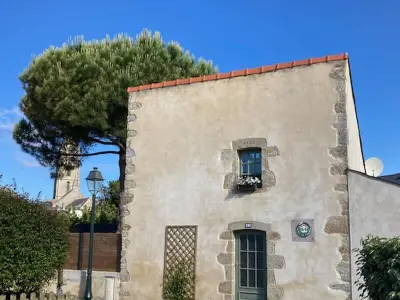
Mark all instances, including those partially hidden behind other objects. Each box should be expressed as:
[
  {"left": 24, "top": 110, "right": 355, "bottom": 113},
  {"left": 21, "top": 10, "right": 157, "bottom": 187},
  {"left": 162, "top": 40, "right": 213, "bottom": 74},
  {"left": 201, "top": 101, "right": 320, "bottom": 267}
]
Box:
[
  {"left": 240, "top": 269, "right": 247, "bottom": 286},
  {"left": 248, "top": 235, "right": 255, "bottom": 251},
  {"left": 240, "top": 235, "right": 247, "bottom": 250},
  {"left": 256, "top": 235, "right": 263, "bottom": 251},
  {"left": 256, "top": 270, "right": 263, "bottom": 288},
  {"left": 254, "top": 164, "right": 262, "bottom": 175},
  {"left": 241, "top": 164, "right": 247, "bottom": 175},
  {"left": 256, "top": 252, "right": 263, "bottom": 268},
  {"left": 240, "top": 252, "right": 247, "bottom": 268},
  {"left": 248, "top": 164, "right": 256, "bottom": 175},
  {"left": 249, "top": 252, "right": 255, "bottom": 268},
  {"left": 248, "top": 270, "right": 256, "bottom": 287},
  {"left": 239, "top": 149, "right": 262, "bottom": 177},
  {"left": 255, "top": 152, "right": 261, "bottom": 161},
  {"left": 248, "top": 152, "right": 255, "bottom": 162}
]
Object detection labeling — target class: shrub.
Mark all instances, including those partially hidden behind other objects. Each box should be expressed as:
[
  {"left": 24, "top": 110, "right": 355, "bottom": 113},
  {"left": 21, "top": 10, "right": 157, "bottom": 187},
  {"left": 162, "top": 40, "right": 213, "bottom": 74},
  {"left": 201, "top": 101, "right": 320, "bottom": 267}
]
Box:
[
  {"left": 0, "top": 181, "right": 70, "bottom": 294},
  {"left": 164, "top": 260, "right": 195, "bottom": 300},
  {"left": 354, "top": 235, "right": 400, "bottom": 300}
]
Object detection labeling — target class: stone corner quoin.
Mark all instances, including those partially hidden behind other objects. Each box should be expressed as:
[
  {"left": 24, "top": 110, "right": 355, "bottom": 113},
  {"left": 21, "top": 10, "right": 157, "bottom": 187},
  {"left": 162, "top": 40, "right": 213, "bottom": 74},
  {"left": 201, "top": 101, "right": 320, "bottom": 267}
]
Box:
[
  {"left": 324, "top": 61, "right": 351, "bottom": 298},
  {"left": 118, "top": 97, "right": 143, "bottom": 299}
]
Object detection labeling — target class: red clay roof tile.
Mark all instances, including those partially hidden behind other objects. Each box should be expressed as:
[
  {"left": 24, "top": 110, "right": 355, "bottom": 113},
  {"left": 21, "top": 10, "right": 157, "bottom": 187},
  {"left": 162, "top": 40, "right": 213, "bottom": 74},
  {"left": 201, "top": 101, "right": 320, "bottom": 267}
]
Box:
[{"left": 127, "top": 53, "right": 348, "bottom": 93}]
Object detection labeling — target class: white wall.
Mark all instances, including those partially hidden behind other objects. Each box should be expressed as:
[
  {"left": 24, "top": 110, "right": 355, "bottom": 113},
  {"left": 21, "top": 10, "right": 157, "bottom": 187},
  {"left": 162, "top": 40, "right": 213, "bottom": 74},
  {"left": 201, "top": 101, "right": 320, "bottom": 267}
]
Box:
[
  {"left": 345, "top": 66, "right": 365, "bottom": 173},
  {"left": 348, "top": 170, "right": 400, "bottom": 300}
]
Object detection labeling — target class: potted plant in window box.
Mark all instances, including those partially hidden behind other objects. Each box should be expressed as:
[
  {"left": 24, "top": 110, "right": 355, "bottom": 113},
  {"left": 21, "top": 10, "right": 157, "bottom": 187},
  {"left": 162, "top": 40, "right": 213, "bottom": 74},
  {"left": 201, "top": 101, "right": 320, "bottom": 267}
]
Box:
[{"left": 236, "top": 175, "right": 261, "bottom": 192}]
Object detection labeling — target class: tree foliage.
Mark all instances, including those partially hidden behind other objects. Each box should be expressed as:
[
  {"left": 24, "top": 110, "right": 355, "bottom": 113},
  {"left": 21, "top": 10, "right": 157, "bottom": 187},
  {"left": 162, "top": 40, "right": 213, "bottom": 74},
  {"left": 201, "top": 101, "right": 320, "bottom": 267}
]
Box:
[
  {"left": 69, "top": 180, "right": 120, "bottom": 226},
  {"left": 99, "top": 180, "right": 120, "bottom": 208},
  {"left": 13, "top": 30, "right": 217, "bottom": 189},
  {"left": 0, "top": 177, "right": 70, "bottom": 294},
  {"left": 69, "top": 199, "right": 118, "bottom": 226},
  {"left": 354, "top": 235, "right": 400, "bottom": 300}
]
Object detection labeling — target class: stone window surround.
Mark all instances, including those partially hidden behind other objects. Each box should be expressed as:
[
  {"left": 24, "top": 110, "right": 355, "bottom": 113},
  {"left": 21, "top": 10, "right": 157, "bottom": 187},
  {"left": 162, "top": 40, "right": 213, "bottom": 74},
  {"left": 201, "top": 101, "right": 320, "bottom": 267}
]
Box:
[
  {"left": 217, "top": 221, "right": 285, "bottom": 300},
  {"left": 221, "top": 137, "right": 279, "bottom": 193}
]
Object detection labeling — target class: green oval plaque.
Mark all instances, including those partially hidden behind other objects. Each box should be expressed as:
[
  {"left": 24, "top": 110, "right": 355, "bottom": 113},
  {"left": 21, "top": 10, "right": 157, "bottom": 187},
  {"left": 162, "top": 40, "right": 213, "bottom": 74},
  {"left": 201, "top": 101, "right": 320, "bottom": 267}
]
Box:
[{"left": 295, "top": 222, "right": 312, "bottom": 238}]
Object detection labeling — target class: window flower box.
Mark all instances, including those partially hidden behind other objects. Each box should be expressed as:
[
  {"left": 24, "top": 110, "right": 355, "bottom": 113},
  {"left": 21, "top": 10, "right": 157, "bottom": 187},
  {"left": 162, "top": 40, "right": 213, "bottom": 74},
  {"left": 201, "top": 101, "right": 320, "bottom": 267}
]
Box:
[{"left": 236, "top": 176, "right": 261, "bottom": 192}]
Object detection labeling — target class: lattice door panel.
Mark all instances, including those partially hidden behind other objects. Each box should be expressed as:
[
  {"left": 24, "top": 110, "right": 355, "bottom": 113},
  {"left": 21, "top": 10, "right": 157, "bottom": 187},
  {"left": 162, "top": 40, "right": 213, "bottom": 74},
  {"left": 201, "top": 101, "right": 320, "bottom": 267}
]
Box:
[{"left": 163, "top": 226, "right": 197, "bottom": 299}]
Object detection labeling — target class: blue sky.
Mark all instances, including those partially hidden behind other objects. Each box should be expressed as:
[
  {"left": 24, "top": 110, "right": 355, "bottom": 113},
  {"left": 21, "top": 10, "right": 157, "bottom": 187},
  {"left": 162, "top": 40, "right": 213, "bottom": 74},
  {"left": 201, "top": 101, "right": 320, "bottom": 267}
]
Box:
[{"left": 0, "top": 0, "right": 399, "bottom": 199}]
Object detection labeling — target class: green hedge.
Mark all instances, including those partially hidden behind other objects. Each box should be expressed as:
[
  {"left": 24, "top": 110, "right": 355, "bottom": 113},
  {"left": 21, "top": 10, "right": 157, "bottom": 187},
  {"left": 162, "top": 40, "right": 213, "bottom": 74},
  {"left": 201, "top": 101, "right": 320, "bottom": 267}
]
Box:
[{"left": 0, "top": 182, "right": 69, "bottom": 294}]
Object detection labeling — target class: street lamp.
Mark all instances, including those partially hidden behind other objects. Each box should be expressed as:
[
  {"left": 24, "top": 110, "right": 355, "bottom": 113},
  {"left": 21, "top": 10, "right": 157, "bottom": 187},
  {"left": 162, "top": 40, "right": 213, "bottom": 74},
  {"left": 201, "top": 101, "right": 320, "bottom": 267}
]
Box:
[{"left": 84, "top": 167, "right": 104, "bottom": 300}]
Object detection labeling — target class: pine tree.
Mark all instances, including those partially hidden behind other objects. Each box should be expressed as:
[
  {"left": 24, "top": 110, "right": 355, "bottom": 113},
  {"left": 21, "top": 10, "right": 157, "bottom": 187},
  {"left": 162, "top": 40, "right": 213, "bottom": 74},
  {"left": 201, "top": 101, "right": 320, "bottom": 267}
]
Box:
[{"left": 13, "top": 30, "right": 217, "bottom": 196}]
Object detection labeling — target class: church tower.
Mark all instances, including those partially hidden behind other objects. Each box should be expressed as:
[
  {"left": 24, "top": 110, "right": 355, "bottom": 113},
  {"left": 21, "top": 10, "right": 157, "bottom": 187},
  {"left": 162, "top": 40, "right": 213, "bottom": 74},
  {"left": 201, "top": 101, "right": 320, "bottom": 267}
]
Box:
[
  {"left": 52, "top": 143, "right": 86, "bottom": 209},
  {"left": 53, "top": 164, "right": 86, "bottom": 209},
  {"left": 54, "top": 166, "right": 84, "bottom": 202}
]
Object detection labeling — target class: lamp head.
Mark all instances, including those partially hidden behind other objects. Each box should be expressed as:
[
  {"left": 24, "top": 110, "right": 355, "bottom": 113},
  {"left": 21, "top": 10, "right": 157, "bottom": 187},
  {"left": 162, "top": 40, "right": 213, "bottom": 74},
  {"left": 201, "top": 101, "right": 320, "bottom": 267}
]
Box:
[{"left": 85, "top": 167, "right": 104, "bottom": 193}]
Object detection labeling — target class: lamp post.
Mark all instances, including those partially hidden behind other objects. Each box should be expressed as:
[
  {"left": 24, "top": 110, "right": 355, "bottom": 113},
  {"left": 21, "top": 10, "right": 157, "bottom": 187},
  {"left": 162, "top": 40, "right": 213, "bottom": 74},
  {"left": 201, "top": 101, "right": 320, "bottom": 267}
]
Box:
[{"left": 84, "top": 167, "right": 104, "bottom": 300}]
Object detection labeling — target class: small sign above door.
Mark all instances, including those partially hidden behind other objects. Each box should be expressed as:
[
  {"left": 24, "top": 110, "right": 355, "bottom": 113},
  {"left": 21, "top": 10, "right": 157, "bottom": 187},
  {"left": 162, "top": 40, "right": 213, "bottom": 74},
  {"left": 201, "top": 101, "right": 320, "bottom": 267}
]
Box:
[{"left": 245, "top": 223, "right": 252, "bottom": 229}]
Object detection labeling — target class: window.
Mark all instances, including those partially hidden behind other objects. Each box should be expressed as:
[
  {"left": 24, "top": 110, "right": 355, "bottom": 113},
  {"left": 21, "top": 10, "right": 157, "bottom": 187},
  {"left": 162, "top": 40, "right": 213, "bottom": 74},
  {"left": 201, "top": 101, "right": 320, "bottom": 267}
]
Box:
[
  {"left": 66, "top": 170, "right": 71, "bottom": 176},
  {"left": 239, "top": 149, "right": 262, "bottom": 187},
  {"left": 66, "top": 181, "right": 71, "bottom": 192}
]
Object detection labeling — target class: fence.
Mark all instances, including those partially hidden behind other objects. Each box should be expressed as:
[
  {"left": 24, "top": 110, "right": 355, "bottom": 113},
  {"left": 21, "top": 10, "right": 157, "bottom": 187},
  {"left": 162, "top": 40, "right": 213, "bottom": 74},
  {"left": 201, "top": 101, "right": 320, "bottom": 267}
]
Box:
[
  {"left": 0, "top": 293, "right": 78, "bottom": 300},
  {"left": 65, "top": 233, "right": 121, "bottom": 272},
  {"left": 69, "top": 223, "right": 118, "bottom": 233}
]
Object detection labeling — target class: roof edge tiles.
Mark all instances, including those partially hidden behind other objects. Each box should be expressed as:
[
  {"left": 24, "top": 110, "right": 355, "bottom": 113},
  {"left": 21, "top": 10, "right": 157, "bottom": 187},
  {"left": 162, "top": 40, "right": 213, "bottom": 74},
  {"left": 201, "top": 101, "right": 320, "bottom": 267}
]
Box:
[{"left": 127, "top": 53, "right": 348, "bottom": 93}]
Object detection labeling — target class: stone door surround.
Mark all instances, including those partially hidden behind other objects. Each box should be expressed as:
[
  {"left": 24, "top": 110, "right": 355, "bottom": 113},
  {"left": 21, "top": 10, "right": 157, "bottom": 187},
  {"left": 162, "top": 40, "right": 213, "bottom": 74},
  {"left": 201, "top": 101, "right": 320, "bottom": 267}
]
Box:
[{"left": 217, "top": 221, "right": 285, "bottom": 300}]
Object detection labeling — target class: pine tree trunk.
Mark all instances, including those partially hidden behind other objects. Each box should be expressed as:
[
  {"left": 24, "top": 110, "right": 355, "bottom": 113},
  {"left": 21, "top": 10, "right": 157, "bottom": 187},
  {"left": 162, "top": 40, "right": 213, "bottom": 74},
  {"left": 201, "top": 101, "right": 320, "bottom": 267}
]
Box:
[
  {"left": 117, "top": 149, "right": 126, "bottom": 232},
  {"left": 118, "top": 150, "right": 126, "bottom": 194}
]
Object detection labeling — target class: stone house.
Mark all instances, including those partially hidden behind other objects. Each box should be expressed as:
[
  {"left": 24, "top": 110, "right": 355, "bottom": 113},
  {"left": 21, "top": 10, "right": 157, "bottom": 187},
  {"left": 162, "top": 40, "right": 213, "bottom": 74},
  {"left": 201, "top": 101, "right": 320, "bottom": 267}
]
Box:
[{"left": 120, "top": 54, "right": 365, "bottom": 300}]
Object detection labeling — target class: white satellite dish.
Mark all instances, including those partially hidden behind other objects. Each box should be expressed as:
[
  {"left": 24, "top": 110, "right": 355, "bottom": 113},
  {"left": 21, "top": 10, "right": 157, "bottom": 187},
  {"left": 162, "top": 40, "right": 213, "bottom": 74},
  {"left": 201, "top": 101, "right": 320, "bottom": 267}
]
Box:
[{"left": 365, "top": 157, "right": 384, "bottom": 177}]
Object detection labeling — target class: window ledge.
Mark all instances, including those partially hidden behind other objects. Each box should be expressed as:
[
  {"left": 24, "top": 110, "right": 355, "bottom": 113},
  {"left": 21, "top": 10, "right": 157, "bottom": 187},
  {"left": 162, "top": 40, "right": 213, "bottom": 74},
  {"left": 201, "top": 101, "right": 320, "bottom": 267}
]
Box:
[{"left": 236, "top": 184, "right": 257, "bottom": 193}]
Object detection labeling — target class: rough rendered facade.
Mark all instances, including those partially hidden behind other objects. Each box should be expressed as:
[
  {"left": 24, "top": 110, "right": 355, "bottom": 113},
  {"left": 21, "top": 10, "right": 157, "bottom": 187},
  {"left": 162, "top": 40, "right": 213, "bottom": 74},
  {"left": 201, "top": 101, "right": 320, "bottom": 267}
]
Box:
[{"left": 121, "top": 54, "right": 365, "bottom": 300}]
